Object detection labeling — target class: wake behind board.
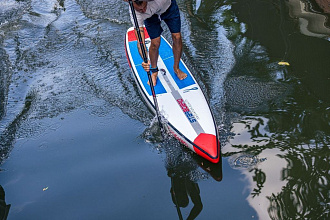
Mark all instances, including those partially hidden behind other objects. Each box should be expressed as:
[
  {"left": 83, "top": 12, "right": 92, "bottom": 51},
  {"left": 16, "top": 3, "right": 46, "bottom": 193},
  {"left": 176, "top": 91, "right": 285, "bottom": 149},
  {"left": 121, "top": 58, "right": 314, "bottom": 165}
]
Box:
[{"left": 125, "top": 27, "right": 220, "bottom": 163}]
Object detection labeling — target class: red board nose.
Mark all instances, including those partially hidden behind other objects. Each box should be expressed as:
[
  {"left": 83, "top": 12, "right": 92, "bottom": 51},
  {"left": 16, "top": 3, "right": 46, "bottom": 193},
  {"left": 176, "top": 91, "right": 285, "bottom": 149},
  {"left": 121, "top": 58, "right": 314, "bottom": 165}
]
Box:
[{"left": 193, "top": 133, "right": 220, "bottom": 163}]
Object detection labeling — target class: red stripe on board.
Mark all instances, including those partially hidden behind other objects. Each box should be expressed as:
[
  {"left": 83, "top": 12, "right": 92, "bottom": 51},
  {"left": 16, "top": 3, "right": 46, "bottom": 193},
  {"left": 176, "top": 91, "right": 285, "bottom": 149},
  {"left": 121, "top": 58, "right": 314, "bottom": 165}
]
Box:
[{"left": 127, "top": 27, "right": 150, "bottom": 42}]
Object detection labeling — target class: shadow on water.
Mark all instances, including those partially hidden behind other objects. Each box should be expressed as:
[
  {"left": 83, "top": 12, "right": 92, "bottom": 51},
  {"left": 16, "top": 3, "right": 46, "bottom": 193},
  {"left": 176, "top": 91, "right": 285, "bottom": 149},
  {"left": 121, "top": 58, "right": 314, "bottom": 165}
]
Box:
[
  {"left": 0, "top": 93, "right": 35, "bottom": 165},
  {"left": 0, "top": 185, "right": 11, "bottom": 220},
  {"left": 0, "top": 42, "right": 14, "bottom": 122}
]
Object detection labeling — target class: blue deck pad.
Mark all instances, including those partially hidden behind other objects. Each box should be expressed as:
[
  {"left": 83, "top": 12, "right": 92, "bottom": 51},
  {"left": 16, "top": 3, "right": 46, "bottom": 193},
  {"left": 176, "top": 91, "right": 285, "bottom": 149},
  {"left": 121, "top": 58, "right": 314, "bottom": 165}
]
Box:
[
  {"left": 129, "top": 41, "right": 167, "bottom": 96},
  {"left": 159, "top": 37, "right": 196, "bottom": 89}
]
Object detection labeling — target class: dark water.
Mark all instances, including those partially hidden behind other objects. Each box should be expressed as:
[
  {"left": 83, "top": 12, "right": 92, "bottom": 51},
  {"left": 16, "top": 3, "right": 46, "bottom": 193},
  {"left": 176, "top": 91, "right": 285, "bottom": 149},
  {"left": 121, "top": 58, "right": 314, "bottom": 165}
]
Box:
[{"left": 0, "top": 0, "right": 329, "bottom": 219}]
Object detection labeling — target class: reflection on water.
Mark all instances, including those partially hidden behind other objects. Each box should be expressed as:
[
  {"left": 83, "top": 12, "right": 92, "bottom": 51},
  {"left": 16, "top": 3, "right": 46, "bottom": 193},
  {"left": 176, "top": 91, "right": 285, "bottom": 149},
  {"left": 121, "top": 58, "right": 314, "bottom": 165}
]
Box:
[
  {"left": 286, "top": 0, "right": 330, "bottom": 39},
  {"left": 0, "top": 185, "right": 11, "bottom": 220},
  {"left": 159, "top": 135, "right": 222, "bottom": 220},
  {"left": 170, "top": 175, "right": 203, "bottom": 220},
  {"left": 167, "top": 156, "right": 203, "bottom": 220},
  {"left": 224, "top": 115, "right": 329, "bottom": 219},
  {"left": 268, "top": 147, "right": 329, "bottom": 219},
  {"left": 221, "top": 0, "right": 329, "bottom": 217},
  {"left": 142, "top": 117, "right": 223, "bottom": 219}
]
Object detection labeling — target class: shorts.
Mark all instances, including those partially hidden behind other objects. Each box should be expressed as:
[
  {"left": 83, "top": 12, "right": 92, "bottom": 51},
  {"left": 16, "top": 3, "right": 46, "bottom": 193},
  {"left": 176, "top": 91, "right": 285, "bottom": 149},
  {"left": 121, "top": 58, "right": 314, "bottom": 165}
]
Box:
[{"left": 144, "top": 0, "right": 181, "bottom": 39}]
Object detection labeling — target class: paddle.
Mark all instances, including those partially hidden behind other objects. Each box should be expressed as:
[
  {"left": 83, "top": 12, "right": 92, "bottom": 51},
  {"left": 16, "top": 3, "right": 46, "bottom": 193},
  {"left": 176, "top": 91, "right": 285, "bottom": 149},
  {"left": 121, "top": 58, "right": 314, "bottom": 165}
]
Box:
[
  {"left": 171, "top": 178, "right": 184, "bottom": 220},
  {"left": 128, "top": 0, "right": 164, "bottom": 131}
]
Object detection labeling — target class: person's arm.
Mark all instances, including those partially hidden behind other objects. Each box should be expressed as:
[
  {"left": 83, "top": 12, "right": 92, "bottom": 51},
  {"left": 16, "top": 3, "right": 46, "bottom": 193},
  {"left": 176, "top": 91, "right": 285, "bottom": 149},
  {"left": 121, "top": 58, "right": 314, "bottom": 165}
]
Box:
[
  {"left": 137, "top": 28, "right": 151, "bottom": 72},
  {"left": 124, "top": 0, "right": 150, "bottom": 71},
  {"left": 134, "top": 27, "right": 148, "bottom": 61}
]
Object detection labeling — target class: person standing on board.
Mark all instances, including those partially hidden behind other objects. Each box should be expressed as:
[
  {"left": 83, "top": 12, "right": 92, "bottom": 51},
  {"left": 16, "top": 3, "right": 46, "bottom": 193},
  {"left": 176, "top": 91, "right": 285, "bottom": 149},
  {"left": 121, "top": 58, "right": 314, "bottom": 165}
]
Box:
[{"left": 124, "top": 0, "right": 187, "bottom": 86}]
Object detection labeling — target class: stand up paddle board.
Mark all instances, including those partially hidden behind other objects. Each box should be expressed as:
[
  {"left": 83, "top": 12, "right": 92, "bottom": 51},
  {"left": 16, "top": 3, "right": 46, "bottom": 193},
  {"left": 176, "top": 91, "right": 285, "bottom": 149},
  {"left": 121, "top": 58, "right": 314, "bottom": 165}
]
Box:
[{"left": 125, "top": 27, "right": 220, "bottom": 163}]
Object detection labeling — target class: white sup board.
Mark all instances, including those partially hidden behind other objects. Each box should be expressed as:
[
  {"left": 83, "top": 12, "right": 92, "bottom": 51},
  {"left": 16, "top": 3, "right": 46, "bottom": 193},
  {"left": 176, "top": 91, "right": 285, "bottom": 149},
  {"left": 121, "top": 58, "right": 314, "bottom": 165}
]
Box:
[{"left": 125, "top": 27, "right": 220, "bottom": 163}]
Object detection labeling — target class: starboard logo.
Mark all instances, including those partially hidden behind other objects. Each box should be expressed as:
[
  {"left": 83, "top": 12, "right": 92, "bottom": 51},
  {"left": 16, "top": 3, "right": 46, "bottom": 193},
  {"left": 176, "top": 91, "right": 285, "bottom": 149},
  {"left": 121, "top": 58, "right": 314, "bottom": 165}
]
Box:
[
  {"left": 176, "top": 98, "right": 197, "bottom": 123},
  {"left": 183, "top": 87, "right": 198, "bottom": 93}
]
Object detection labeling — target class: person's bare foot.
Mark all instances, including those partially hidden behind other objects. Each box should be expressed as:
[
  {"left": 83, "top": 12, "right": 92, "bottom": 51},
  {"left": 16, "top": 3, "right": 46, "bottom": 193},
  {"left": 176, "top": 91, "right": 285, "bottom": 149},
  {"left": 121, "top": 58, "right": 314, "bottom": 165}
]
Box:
[
  {"left": 174, "top": 68, "right": 187, "bottom": 80},
  {"left": 147, "top": 72, "right": 158, "bottom": 86}
]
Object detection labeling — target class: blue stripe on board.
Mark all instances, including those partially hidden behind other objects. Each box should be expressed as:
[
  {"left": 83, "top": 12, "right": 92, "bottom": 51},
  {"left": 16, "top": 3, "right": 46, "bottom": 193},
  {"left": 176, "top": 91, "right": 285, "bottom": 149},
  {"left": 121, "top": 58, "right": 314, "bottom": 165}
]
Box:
[
  {"left": 159, "top": 37, "right": 195, "bottom": 89},
  {"left": 129, "top": 41, "right": 167, "bottom": 96}
]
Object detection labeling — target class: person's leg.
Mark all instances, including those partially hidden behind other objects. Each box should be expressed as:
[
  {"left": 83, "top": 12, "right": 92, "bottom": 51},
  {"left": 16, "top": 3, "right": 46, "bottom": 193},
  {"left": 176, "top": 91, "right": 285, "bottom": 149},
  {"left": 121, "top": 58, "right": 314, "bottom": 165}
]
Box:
[
  {"left": 171, "top": 32, "right": 186, "bottom": 80},
  {"left": 144, "top": 14, "right": 163, "bottom": 86},
  {"left": 162, "top": 0, "right": 187, "bottom": 80}
]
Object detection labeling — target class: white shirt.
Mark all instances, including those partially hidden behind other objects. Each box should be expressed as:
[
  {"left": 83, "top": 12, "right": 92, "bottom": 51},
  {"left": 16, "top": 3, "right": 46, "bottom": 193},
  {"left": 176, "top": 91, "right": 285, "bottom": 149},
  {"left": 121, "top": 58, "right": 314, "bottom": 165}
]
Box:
[{"left": 129, "top": 0, "right": 172, "bottom": 27}]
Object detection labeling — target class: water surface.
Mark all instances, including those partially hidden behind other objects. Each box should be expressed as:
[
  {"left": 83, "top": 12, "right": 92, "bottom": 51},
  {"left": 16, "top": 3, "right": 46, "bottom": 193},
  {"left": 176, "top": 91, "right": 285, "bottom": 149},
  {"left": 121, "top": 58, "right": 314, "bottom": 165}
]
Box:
[{"left": 0, "top": 0, "right": 329, "bottom": 219}]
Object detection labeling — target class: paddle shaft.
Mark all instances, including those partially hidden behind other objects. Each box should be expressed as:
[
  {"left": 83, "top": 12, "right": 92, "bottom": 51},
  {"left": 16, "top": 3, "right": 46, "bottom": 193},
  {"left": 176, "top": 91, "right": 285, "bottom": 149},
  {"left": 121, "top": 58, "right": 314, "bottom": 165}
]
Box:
[
  {"left": 128, "top": 0, "right": 163, "bottom": 130},
  {"left": 171, "top": 178, "right": 184, "bottom": 220}
]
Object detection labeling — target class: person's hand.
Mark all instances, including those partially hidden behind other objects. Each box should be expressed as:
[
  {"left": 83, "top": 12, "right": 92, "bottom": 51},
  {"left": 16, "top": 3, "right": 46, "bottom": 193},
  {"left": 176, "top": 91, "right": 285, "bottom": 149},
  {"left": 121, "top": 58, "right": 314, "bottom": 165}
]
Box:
[{"left": 142, "top": 60, "right": 150, "bottom": 72}]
